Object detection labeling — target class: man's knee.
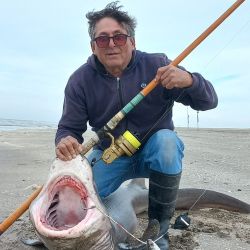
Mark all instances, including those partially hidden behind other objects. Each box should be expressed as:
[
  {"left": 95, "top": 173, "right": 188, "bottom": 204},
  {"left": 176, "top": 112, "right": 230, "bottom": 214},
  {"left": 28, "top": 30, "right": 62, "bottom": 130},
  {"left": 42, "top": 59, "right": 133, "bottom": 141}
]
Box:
[
  {"left": 143, "top": 129, "right": 184, "bottom": 174},
  {"left": 149, "top": 129, "right": 183, "bottom": 154}
]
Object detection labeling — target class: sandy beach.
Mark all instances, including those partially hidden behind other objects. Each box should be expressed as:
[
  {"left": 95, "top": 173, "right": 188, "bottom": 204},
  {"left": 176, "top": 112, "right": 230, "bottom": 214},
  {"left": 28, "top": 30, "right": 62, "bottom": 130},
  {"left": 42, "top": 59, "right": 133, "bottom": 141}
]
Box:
[{"left": 0, "top": 128, "right": 249, "bottom": 249}]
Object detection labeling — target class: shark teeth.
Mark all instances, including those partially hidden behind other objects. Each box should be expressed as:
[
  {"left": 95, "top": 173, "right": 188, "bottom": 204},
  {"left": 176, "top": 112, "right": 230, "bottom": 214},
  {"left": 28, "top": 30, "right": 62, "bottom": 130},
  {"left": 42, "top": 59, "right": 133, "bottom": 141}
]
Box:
[{"left": 41, "top": 175, "right": 90, "bottom": 230}]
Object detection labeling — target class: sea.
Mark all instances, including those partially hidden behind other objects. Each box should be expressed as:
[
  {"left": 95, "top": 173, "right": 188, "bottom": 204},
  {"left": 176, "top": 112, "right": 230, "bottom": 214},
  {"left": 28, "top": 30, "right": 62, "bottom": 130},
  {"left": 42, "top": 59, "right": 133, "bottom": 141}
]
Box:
[{"left": 0, "top": 118, "right": 57, "bottom": 131}]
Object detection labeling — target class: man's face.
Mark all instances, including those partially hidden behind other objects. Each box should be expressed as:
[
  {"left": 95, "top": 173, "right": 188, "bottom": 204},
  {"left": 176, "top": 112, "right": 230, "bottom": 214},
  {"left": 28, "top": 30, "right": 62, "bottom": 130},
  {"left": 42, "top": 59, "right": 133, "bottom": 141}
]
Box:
[{"left": 91, "top": 17, "right": 135, "bottom": 76}]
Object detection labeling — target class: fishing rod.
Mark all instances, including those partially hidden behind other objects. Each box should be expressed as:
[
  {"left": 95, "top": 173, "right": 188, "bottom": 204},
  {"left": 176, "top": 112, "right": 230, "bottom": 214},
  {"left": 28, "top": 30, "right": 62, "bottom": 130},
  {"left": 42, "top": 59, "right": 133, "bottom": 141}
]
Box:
[
  {"left": 81, "top": 0, "right": 246, "bottom": 160},
  {"left": 0, "top": 186, "right": 43, "bottom": 235},
  {"left": 0, "top": 0, "right": 245, "bottom": 236}
]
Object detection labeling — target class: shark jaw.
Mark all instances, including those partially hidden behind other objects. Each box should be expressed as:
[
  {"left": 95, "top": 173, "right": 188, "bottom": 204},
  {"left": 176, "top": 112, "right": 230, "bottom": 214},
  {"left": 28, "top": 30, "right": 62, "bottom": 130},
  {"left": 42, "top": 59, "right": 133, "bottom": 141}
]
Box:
[
  {"left": 41, "top": 175, "right": 88, "bottom": 231},
  {"left": 29, "top": 156, "right": 114, "bottom": 250}
]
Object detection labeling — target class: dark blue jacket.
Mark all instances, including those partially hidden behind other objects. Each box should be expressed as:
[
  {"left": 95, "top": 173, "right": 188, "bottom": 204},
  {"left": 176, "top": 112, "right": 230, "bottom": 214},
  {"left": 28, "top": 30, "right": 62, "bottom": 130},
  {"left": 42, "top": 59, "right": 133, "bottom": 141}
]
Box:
[{"left": 55, "top": 50, "right": 218, "bottom": 149}]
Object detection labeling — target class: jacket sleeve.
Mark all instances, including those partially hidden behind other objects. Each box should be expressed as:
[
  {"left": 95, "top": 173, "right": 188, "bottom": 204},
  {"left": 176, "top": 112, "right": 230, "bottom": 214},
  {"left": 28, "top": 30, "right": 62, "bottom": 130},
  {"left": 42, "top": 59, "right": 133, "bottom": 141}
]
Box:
[
  {"left": 55, "top": 75, "right": 88, "bottom": 145},
  {"left": 163, "top": 56, "right": 218, "bottom": 111},
  {"left": 177, "top": 72, "right": 218, "bottom": 111}
]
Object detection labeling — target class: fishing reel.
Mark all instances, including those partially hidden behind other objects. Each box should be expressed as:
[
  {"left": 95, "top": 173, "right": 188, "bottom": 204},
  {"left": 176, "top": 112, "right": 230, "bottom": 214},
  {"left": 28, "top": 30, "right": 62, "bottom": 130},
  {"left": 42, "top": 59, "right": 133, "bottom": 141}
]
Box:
[{"left": 102, "top": 131, "right": 141, "bottom": 164}]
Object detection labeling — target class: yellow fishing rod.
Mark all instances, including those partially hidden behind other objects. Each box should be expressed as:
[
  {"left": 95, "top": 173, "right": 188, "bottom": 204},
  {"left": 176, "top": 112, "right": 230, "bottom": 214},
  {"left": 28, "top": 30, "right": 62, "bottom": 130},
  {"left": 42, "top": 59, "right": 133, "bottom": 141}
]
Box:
[{"left": 0, "top": 0, "right": 245, "bottom": 236}]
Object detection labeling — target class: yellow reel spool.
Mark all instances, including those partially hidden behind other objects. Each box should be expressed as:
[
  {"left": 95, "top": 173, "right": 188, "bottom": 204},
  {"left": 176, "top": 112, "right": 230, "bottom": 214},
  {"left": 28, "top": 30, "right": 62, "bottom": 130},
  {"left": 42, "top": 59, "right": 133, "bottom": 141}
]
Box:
[
  {"left": 122, "top": 131, "right": 141, "bottom": 149},
  {"left": 102, "top": 130, "right": 141, "bottom": 164}
]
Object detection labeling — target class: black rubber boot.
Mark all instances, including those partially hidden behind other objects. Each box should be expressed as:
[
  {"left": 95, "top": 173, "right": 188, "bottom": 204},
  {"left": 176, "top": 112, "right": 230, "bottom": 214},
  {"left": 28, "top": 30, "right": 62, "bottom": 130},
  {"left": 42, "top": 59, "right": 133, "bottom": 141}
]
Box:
[{"left": 147, "top": 169, "right": 181, "bottom": 250}]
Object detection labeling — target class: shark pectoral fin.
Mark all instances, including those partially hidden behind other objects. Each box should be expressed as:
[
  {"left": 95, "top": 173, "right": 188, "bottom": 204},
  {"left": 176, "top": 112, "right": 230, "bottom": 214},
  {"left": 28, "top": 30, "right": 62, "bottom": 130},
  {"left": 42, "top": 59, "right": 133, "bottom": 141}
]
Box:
[
  {"left": 21, "top": 238, "right": 45, "bottom": 247},
  {"left": 118, "top": 219, "right": 160, "bottom": 250}
]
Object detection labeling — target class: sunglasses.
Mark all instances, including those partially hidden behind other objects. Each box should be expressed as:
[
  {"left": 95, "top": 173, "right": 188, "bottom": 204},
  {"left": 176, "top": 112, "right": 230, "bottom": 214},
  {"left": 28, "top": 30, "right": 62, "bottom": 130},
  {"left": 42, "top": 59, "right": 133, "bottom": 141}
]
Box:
[{"left": 93, "top": 34, "right": 131, "bottom": 48}]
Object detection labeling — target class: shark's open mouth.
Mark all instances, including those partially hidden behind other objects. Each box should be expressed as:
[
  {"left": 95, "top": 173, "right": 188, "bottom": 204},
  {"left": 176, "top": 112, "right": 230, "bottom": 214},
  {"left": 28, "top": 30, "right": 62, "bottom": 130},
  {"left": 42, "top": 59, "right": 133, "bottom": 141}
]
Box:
[{"left": 41, "top": 175, "right": 88, "bottom": 231}]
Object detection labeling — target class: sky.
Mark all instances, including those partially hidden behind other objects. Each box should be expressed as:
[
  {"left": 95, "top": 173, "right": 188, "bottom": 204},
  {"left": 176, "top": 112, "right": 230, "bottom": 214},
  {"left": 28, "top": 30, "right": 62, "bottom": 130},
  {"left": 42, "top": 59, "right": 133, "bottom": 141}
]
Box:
[{"left": 0, "top": 0, "right": 249, "bottom": 128}]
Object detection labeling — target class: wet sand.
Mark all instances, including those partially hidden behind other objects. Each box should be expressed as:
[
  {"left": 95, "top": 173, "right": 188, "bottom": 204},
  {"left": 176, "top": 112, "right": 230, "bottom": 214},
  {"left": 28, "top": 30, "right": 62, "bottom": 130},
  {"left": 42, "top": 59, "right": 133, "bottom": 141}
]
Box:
[{"left": 0, "top": 128, "right": 249, "bottom": 249}]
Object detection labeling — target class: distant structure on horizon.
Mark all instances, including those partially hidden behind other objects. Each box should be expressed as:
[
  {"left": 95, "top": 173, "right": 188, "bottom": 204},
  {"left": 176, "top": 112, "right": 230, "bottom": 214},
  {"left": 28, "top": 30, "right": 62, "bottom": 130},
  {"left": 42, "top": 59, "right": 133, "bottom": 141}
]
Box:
[
  {"left": 186, "top": 107, "right": 190, "bottom": 128},
  {"left": 197, "top": 110, "right": 199, "bottom": 129},
  {"left": 186, "top": 108, "right": 200, "bottom": 129}
]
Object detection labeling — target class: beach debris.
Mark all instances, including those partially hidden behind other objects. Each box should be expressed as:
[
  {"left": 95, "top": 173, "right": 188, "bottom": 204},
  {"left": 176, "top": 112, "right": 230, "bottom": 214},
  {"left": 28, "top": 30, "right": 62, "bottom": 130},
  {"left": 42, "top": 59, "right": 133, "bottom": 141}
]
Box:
[{"left": 23, "top": 184, "right": 40, "bottom": 191}]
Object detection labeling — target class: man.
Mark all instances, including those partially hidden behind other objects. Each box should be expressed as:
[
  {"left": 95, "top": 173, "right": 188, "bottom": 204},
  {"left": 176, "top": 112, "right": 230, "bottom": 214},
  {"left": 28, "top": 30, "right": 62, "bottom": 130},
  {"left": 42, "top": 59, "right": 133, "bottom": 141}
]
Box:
[{"left": 55, "top": 2, "right": 218, "bottom": 249}]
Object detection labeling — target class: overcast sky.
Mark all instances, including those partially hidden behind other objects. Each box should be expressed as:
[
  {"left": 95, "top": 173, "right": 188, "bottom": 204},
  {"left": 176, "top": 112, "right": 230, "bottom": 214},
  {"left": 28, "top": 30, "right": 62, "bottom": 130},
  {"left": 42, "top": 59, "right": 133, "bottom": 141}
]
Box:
[{"left": 0, "top": 0, "right": 249, "bottom": 128}]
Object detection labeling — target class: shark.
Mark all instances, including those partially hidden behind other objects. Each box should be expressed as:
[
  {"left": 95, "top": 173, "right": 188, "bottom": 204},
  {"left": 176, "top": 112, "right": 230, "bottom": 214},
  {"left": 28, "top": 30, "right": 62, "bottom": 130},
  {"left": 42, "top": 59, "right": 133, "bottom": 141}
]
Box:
[{"left": 28, "top": 155, "right": 250, "bottom": 250}]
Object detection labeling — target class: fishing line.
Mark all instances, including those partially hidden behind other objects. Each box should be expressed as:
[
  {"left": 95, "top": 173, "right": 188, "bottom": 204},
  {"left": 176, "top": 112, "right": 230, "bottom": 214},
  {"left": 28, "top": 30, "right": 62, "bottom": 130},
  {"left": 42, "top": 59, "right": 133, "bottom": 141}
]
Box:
[
  {"left": 94, "top": 205, "right": 147, "bottom": 245},
  {"left": 89, "top": 3, "right": 249, "bottom": 247},
  {"left": 164, "top": 19, "right": 250, "bottom": 227},
  {"left": 144, "top": 18, "right": 250, "bottom": 134},
  {"left": 173, "top": 169, "right": 225, "bottom": 230},
  {"left": 86, "top": 0, "right": 248, "bottom": 242},
  {"left": 144, "top": 14, "right": 250, "bottom": 134},
  {"left": 172, "top": 18, "right": 250, "bottom": 230},
  {"left": 141, "top": 88, "right": 187, "bottom": 143},
  {"left": 81, "top": 192, "right": 148, "bottom": 244},
  {"left": 83, "top": 204, "right": 146, "bottom": 245},
  {"left": 159, "top": 19, "right": 250, "bottom": 130},
  {"left": 188, "top": 189, "right": 207, "bottom": 212},
  {"left": 97, "top": 204, "right": 168, "bottom": 249},
  {"left": 202, "top": 17, "right": 250, "bottom": 72},
  {"left": 140, "top": 100, "right": 174, "bottom": 142}
]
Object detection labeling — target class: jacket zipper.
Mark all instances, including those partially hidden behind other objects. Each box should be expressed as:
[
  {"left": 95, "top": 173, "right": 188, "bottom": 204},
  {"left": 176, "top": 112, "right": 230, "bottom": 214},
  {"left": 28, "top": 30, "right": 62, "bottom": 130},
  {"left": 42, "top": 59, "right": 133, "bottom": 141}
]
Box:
[
  {"left": 116, "top": 77, "right": 123, "bottom": 108},
  {"left": 116, "top": 77, "right": 128, "bottom": 130}
]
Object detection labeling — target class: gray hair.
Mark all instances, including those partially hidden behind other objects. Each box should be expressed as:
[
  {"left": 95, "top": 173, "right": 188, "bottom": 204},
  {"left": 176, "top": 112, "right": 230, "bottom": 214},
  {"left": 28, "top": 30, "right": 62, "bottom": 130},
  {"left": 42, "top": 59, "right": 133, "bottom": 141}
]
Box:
[{"left": 86, "top": 1, "right": 137, "bottom": 40}]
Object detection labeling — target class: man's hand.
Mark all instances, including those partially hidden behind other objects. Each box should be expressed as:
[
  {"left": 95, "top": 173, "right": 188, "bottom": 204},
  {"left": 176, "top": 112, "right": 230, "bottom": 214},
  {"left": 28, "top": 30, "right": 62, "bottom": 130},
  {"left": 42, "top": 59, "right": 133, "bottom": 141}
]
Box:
[
  {"left": 155, "top": 65, "right": 193, "bottom": 89},
  {"left": 56, "top": 136, "right": 83, "bottom": 161}
]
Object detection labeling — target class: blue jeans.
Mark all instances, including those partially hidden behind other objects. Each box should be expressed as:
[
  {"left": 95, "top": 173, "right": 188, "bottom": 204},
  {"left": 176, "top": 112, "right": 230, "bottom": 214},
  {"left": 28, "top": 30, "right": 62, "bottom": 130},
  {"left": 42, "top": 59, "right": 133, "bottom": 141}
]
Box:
[{"left": 87, "top": 129, "right": 184, "bottom": 198}]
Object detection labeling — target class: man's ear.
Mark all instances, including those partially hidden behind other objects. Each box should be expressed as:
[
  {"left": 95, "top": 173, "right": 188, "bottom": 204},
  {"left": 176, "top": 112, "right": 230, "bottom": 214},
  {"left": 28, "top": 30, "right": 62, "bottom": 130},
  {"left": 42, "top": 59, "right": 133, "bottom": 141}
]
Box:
[
  {"left": 91, "top": 41, "right": 96, "bottom": 54},
  {"left": 130, "top": 37, "right": 136, "bottom": 49}
]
